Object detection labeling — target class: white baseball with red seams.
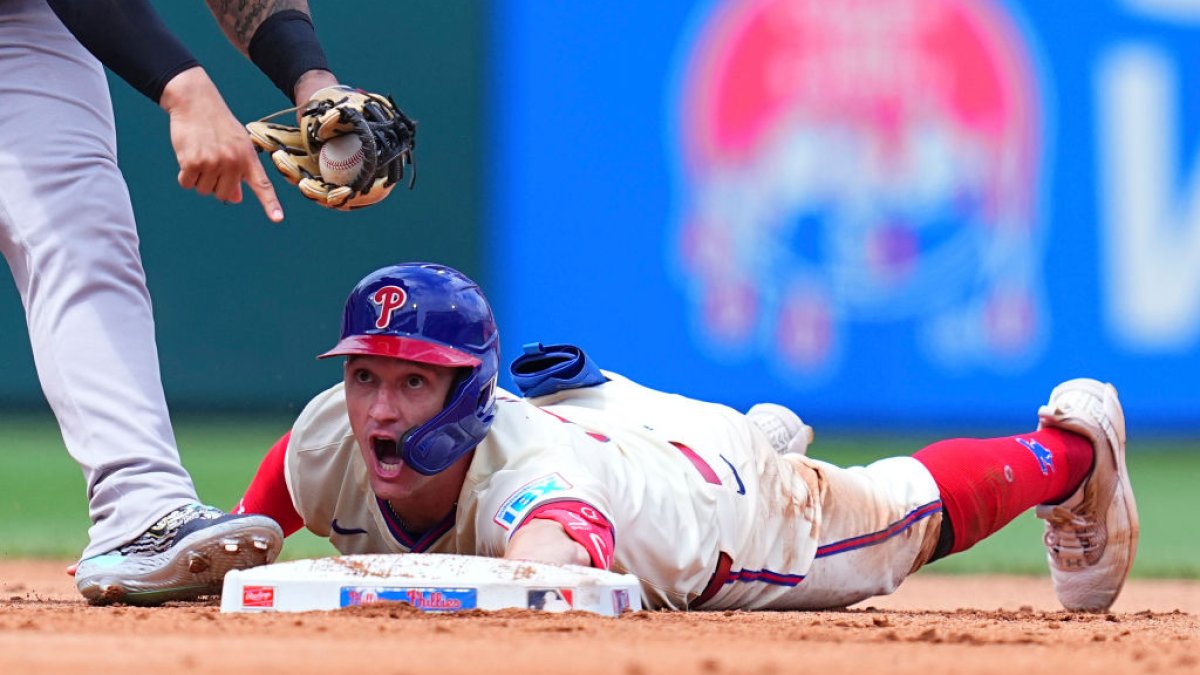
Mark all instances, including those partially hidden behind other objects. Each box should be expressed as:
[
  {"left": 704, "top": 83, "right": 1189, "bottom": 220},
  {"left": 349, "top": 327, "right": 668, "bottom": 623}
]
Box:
[{"left": 319, "top": 134, "right": 364, "bottom": 185}]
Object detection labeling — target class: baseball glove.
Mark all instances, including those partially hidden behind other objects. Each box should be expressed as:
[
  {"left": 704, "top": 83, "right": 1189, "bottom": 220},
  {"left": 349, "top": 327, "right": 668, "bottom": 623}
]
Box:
[{"left": 246, "top": 86, "right": 416, "bottom": 210}]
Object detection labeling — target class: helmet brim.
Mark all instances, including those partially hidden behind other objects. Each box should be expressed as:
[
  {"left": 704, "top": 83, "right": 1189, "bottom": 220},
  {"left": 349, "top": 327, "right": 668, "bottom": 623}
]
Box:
[{"left": 318, "top": 334, "right": 482, "bottom": 367}]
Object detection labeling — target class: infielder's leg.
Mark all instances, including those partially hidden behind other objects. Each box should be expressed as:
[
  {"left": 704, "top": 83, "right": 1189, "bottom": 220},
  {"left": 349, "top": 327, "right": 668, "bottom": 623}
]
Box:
[
  {"left": 0, "top": 3, "right": 282, "bottom": 605},
  {"left": 0, "top": 0, "right": 198, "bottom": 558}
]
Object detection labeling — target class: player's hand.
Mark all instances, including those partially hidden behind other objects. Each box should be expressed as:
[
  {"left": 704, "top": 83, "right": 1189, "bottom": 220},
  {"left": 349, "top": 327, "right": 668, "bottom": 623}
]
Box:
[
  {"left": 160, "top": 67, "right": 284, "bottom": 222},
  {"left": 292, "top": 70, "right": 339, "bottom": 116},
  {"left": 505, "top": 519, "right": 590, "bottom": 567}
]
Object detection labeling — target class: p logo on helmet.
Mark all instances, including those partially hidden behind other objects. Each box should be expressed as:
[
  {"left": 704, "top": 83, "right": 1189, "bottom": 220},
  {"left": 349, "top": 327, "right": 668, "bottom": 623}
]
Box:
[
  {"left": 371, "top": 285, "right": 407, "bottom": 328},
  {"left": 319, "top": 262, "right": 501, "bottom": 476}
]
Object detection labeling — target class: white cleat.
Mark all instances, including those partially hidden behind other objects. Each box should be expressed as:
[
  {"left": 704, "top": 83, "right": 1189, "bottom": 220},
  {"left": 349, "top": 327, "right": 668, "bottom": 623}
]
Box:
[
  {"left": 747, "top": 403, "right": 814, "bottom": 456},
  {"left": 1035, "top": 378, "right": 1139, "bottom": 612}
]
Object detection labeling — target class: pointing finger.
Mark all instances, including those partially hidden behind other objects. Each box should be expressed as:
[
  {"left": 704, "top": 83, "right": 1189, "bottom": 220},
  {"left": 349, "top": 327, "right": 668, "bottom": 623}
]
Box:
[{"left": 246, "top": 156, "right": 284, "bottom": 222}]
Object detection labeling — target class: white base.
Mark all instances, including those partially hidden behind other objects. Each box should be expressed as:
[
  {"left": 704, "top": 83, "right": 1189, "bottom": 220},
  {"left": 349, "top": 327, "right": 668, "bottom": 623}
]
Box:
[{"left": 220, "top": 553, "right": 642, "bottom": 616}]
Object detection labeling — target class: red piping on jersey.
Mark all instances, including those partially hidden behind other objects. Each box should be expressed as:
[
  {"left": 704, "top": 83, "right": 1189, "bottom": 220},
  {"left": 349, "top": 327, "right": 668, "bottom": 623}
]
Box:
[
  {"left": 670, "top": 441, "right": 722, "bottom": 485},
  {"left": 535, "top": 407, "right": 611, "bottom": 443}
]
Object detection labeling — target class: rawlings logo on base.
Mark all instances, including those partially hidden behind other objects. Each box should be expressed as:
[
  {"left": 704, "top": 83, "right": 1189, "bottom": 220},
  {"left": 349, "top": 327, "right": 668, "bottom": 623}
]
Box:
[{"left": 242, "top": 586, "right": 276, "bottom": 609}]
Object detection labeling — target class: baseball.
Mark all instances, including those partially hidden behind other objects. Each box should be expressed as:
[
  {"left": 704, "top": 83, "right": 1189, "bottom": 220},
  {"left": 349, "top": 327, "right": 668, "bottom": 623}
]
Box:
[{"left": 319, "top": 135, "right": 364, "bottom": 185}]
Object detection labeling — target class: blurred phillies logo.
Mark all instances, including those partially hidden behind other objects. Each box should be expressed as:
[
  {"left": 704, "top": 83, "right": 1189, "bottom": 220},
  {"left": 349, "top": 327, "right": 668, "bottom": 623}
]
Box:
[
  {"left": 242, "top": 585, "right": 275, "bottom": 608},
  {"left": 371, "top": 285, "right": 407, "bottom": 328},
  {"left": 671, "top": 0, "right": 1047, "bottom": 379},
  {"left": 339, "top": 586, "right": 478, "bottom": 612}
]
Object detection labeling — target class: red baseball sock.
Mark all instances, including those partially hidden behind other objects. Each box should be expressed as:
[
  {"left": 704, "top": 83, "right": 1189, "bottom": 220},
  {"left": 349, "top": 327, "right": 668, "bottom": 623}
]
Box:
[{"left": 913, "top": 427, "right": 1094, "bottom": 555}]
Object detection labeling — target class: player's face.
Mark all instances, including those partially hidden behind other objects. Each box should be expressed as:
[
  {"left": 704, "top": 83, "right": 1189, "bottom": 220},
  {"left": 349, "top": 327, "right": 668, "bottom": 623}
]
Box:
[{"left": 343, "top": 356, "right": 458, "bottom": 500}]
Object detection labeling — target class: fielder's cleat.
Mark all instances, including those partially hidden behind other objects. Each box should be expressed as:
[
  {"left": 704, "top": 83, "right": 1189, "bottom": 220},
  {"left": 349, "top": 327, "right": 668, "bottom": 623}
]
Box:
[
  {"left": 75, "top": 504, "right": 283, "bottom": 606},
  {"left": 747, "top": 403, "right": 814, "bottom": 456},
  {"left": 187, "top": 551, "right": 210, "bottom": 574},
  {"left": 1035, "top": 378, "right": 1139, "bottom": 612}
]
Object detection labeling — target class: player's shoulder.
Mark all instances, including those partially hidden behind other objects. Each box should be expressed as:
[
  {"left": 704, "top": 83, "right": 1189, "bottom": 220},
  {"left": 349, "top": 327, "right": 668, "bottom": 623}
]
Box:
[
  {"left": 489, "top": 386, "right": 551, "bottom": 433},
  {"left": 471, "top": 387, "right": 576, "bottom": 464},
  {"left": 509, "top": 369, "right": 639, "bottom": 409},
  {"left": 289, "top": 381, "right": 353, "bottom": 454}
]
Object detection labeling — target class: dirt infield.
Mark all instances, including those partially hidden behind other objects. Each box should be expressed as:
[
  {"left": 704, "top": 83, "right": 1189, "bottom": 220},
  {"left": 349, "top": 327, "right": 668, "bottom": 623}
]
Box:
[{"left": 1, "top": 560, "right": 1197, "bottom": 675}]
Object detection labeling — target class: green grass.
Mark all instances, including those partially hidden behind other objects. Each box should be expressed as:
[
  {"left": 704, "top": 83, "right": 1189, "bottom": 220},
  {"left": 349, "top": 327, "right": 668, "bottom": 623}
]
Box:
[
  {"left": 1, "top": 415, "right": 1196, "bottom": 577},
  {"left": 0, "top": 412, "right": 336, "bottom": 561}
]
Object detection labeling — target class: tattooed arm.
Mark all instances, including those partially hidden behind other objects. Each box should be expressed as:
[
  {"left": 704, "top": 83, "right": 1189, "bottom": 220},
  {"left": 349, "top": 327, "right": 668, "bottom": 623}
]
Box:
[
  {"left": 205, "top": 0, "right": 312, "bottom": 56},
  {"left": 205, "top": 0, "right": 336, "bottom": 103}
]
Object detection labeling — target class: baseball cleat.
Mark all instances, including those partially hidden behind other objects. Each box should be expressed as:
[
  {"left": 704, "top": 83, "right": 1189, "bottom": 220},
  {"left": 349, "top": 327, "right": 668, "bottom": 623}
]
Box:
[
  {"left": 1035, "top": 378, "right": 1139, "bottom": 612},
  {"left": 75, "top": 504, "right": 283, "bottom": 606},
  {"left": 747, "top": 403, "right": 814, "bottom": 456}
]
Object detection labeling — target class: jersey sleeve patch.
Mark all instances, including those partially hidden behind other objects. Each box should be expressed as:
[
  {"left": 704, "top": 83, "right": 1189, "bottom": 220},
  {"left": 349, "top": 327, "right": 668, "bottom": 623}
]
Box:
[
  {"left": 492, "top": 472, "right": 573, "bottom": 530},
  {"left": 523, "top": 501, "right": 615, "bottom": 570}
]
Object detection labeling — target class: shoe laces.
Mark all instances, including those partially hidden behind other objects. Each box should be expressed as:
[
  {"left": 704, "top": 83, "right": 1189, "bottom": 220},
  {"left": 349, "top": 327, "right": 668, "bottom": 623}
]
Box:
[
  {"left": 1036, "top": 504, "right": 1105, "bottom": 568},
  {"left": 752, "top": 416, "right": 794, "bottom": 453},
  {"left": 117, "top": 504, "right": 224, "bottom": 556},
  {"left": 747, "top": 404, "right": 811, "bottom": 455}
]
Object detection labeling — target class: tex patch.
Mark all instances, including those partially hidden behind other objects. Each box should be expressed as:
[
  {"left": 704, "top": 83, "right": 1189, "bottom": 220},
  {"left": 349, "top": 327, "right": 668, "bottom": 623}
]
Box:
[{"left": 493, "top": 472, "right": 573, "bottom": 530}]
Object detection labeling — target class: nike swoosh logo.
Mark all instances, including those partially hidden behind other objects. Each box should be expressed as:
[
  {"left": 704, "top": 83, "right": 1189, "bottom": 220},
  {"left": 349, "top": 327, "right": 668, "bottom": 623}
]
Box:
[
  {"left": 720, "top": 455, "right": 746, "bottom": 495},
  {"left": 331, "top": 519, "right": 368, "bottom": 535}
]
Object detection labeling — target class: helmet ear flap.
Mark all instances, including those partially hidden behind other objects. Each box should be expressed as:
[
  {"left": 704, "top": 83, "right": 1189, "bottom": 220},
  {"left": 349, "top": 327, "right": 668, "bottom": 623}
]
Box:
[
  {"left": 399, "top": 367, "right": 498, "bottom": 476},
  {"left": 477, "top": 380, "right": 494, "bottom": 409}
]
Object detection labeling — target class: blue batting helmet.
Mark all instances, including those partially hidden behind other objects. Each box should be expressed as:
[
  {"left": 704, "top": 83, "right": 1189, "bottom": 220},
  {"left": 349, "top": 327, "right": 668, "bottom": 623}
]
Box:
[{"left": 319, "top": 262, "right": 499, "bottom": 475}]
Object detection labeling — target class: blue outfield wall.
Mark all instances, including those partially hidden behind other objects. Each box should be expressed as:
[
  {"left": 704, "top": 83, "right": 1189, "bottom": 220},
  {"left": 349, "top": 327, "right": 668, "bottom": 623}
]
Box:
[{"left": 487, "top": 0, "right": 1200, "bottom": 430}]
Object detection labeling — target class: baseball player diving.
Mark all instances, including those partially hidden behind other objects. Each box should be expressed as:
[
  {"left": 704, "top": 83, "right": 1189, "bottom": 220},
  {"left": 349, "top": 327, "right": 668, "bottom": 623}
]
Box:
[{"left": 237, "top": 262, "right": 1138, "bottom": 612}]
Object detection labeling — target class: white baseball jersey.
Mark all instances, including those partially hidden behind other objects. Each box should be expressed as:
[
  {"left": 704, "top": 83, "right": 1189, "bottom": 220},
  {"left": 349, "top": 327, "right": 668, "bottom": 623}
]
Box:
[{"left": 283, "top": 370, "right": 944, "bottom": 611}]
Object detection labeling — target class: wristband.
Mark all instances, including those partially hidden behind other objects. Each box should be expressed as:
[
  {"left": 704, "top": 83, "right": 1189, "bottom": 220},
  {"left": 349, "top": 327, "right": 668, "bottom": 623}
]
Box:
[
  {"left": 249, "top": 10, "right": 331, "bottom": 103},
  {"left": 523, "top": 501, "right": 616, "bottom": 570}
]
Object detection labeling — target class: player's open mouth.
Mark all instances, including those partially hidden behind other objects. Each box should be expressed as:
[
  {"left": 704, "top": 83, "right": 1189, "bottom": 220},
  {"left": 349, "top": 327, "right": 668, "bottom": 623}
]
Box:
[{"left": 371, "top": 436, "right": 403, "bottom": 478}]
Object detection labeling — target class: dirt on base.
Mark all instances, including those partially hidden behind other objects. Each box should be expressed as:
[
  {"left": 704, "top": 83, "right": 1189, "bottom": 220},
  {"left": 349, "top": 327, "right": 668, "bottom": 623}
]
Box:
[{"left": 1, "top": 559, "right": 1197, "bottom": 675}]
